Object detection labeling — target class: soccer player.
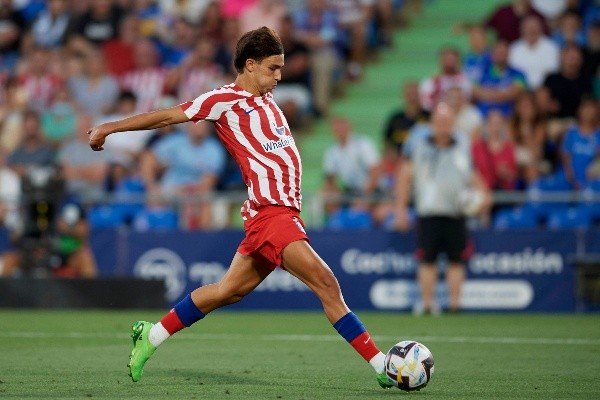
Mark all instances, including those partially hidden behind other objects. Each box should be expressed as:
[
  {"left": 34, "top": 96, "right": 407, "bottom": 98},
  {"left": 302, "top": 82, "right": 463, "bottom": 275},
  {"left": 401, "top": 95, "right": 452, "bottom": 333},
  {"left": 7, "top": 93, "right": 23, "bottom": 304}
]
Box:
[{"left": 88, "top": 27, "right": 391, "bottom": 388}]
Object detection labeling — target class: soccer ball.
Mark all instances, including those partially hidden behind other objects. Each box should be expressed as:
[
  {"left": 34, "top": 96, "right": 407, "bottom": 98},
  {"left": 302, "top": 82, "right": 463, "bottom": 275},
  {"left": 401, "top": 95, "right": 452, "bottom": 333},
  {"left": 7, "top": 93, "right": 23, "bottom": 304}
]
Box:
[{"left": 384, "top": 340, "right": 434, "bottom": 391}]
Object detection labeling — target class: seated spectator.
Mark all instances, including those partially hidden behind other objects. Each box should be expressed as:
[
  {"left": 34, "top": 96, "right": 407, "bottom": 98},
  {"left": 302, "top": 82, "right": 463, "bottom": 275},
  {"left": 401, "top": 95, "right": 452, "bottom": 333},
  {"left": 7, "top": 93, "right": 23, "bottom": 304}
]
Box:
[
  {"left": 0, "top": 0, "right": 26, "bottom": 70},
  {"left": 40, "top": 86, "right": 77, "bottom": 146},
  {"left": 120, "top": 39, "right": 168, "bottom": 113},
  {"left": 551, "top": 9, "right": 586, "bottom": 48},
  {"left": 509, "top": 15, "right": 560, "bottom": 89},
  {"left": 472, "top": 109, "right": 518, "bottom": 190},
  {"left": 96, "top": 90, "right": 154, "bottom": 165},
  {"left": 158, "top": 0, "right": 212, "bottom": 24},
  {"left": 157, "top": 16, "right": 197, "bottom": 68},
  {"left": 197, "top": 1, "right": 223, "bottom": 42},
  {"left": 484, "top": 0, "right": 548, "bottom": 43},
  {"left": 16, "top": 45, "right": 64, "bottom": 112},
  {"left": 383, "top": 81, "right": 430, "bottom": 156},
  {"left": 531, "top": 0, "right": 568, "bottom": 23},
  {"left": 510, "top": 92, "right": 548, "bottom": 184},
  {"left": 70, "top": 0, "right": 123, "bottom": 47},
  {"left": 445, "top": 86, "right": 484, "bottom": 140},
  {"left": 472, "top": 39, "right": 527, "bottom": 117},
  {"left": 582, "top": 20, "right": 600, "bottom": 80},
  {"left": 272, "top": 15, "right": 312, "bottom": 127},
  {"left": 220, "top": 0, "right": 257, "bottom": 19},
  {"left": 68, "top": 49, "right": 120, "bottom": 118},
  {"left": 0, "top": 76, "right": 27, "bottom": 154},
  {"left": 240, "top": 0, "right": 287, "bottom": 34},
  {"left": 141, "top": 121, "right": 225, "bottom": 229},
  {"left": 561, "top": 97, "right": 600, "bottom": 189},
  {"left": 419, "top": 46, "right": 471, "bottom": 112},
  {"left": 463, "top": 24, "right": 491, "bottom": 84},
  {"left": 102, "top": 13, "right": 140, "bottom": 77},
  {"left": 166, "top": 36, "right": 225, "bottom": 103},
  {"left": 214, "top": 17, "right": 241, "bottom": 79},
  {"left": 6, "top": 110, "right": 55, "bottom": 177},
  {"left": 294, "top": 0, "right": 341, "bottom": 116},
  {"left": 0, "top": 150, "right": 20, "bottom": 231},
  {"left": 1, "top": 195, "right": 98, "bottom": 278},
  {"left": 322, "top": 116, "right": 381, "bottom": 213},
  {"left": 26, "top": 0, "right": 72, "bottom": 49},
  {"left": 57, "top": 114, "right": 113, "bottom": 201},
  {"left": 542, "top": 44, "right": 592, "bottom": 119}
]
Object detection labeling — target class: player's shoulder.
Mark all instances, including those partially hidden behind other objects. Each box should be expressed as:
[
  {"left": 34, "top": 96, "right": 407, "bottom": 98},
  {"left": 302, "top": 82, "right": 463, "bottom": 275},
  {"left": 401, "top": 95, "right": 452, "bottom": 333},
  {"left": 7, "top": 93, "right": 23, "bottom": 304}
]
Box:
[{"left": 203, "top": 83, "right": 253, "bottom": 101}]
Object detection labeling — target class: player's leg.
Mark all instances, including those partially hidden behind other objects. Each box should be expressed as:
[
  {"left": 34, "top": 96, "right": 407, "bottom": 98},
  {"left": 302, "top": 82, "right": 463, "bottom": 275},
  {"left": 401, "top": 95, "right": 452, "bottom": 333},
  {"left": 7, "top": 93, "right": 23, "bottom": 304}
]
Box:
[
  {"left": 281, "top": 240, "right": 392, "bottom": 388},
  {"left": 445, "top": 217, "right": 469, "bottom": 312},
  {"left": 415, "top": 217, "right": 440, "bottom": 314},
  {"left": 446, "top": 263, "right": 465, "bottom": 312},
  {"left": 128, "top": 252, "right": 271, "bottom": 382}
]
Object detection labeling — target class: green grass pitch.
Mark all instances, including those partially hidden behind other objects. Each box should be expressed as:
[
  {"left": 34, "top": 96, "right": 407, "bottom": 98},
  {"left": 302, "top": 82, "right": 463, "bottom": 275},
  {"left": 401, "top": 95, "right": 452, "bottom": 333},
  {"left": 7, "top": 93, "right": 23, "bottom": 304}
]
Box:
[{"left": 1, "top": 310, "right": 599, "bottom": 399}]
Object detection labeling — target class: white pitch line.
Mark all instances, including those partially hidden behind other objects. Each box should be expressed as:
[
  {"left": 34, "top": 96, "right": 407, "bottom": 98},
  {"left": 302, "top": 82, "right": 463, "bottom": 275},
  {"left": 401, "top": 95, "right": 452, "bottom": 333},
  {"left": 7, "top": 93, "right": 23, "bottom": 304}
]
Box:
[{"left": 1, "top": 331, "right": 599, "bottom": 346}]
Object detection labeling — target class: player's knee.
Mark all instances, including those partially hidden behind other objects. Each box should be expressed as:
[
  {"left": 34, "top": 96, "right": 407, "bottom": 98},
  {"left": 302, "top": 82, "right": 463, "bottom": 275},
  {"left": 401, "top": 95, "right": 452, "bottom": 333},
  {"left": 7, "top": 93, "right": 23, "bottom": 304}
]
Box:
[
  {"left": 313, "top": 267, "right": 341, "bottom": 298},
  {"left": 218, "top": 283, "right": 251, "bottom": 305}
]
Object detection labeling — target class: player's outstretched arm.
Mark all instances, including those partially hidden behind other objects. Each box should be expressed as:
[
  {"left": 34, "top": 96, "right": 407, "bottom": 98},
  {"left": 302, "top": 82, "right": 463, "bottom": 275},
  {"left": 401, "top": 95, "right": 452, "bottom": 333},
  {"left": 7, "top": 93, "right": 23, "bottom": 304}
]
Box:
[{"left": 88, "top": 106, "right": 189, "bottom": 151}]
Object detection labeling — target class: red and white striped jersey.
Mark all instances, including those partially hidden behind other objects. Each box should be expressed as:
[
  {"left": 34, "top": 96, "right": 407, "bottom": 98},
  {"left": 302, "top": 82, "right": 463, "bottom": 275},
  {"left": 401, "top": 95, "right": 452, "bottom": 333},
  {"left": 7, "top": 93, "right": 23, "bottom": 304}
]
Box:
[
  {"left": 181, "top": 83, "right": 302, "bottom": 215},
  {"left": 120, "top": 67, "right": 167, "bottom": 113}
]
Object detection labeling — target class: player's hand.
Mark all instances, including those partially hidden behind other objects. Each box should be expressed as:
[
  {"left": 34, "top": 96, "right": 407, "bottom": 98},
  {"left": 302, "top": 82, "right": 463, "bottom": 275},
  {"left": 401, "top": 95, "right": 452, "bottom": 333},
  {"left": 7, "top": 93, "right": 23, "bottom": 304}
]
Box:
[{"left": 88, "top": 124, "right": 109, "bottom": 151}]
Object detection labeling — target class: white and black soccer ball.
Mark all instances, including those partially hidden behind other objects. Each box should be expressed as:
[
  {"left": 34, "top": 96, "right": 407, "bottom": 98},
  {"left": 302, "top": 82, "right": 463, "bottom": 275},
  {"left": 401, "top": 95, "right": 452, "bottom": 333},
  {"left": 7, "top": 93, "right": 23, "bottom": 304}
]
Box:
[{"left": 384, "top": 340, "right": 435, "bottom": 391}]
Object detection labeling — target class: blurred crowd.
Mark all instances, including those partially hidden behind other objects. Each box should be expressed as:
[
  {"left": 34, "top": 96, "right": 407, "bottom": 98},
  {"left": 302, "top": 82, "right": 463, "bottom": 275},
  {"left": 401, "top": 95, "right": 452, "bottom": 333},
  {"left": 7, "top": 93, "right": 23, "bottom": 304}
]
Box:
[
  {"left": 0, "top": 0, "right": 402, "bottom": 236},
  {"left": 322, "top": 0, "right": 600, "bottom": 231}
]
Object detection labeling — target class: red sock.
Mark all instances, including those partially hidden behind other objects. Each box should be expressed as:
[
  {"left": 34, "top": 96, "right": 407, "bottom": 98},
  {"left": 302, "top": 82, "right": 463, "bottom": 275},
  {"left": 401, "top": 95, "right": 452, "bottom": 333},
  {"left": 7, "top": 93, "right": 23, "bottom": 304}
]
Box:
[
  {"left": 160, "top": 309, "right": 185, "bottom": 335},
  {"left": 349, "top": 332, "right": 381, "bottom": 362}
]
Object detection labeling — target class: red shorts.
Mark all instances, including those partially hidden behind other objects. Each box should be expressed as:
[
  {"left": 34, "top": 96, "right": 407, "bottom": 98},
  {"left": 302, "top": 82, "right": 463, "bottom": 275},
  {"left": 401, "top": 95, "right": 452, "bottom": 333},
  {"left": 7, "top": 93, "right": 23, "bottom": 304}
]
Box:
[{"left": 237, "top": 205, "right": 309, "bottom": 270}]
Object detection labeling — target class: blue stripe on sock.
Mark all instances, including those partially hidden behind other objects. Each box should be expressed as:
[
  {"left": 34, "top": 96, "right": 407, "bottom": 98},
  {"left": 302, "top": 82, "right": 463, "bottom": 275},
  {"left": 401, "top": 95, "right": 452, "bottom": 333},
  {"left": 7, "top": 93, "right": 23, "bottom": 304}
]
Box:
[
  {"left": 333, "top": 312, "right": 366, "bottom": 343},
  {"left": 174, "top": 294, "right": 205, "bottom": 327}
]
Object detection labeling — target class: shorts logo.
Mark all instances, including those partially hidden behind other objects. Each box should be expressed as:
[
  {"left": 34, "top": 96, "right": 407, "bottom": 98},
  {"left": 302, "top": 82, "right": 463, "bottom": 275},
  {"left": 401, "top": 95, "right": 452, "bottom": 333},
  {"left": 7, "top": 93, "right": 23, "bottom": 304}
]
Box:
[{"left": 293, "top": 216, "right": 306, "bottom": 234}]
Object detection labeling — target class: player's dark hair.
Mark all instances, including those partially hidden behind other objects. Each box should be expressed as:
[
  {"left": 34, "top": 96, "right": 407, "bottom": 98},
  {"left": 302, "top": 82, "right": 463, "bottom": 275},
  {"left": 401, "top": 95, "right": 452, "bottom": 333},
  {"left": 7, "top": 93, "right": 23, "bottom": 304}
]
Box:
[{"left": 234, "top": 26, "right": 284, "bottom": 73}]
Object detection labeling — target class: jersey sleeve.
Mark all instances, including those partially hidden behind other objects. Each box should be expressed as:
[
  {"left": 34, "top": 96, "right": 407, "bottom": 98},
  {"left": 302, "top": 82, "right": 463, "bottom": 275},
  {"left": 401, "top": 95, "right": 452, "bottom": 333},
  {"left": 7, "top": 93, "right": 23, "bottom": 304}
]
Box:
[{"left": 180, "top": 89, "right": 240, "bottom": 122}]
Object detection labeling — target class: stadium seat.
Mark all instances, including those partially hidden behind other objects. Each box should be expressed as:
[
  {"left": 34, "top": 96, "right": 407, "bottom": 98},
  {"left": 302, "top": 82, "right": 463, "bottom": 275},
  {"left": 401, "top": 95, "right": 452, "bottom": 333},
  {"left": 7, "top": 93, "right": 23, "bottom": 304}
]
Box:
[
  {"left": 492, "top": 206, "right": 538, "bottom": 230},
  {"left": 111, "top": 178, "right": 146, "bottom": 223},
  {"left": 88, "top": 205, "right": 127, "bottom": 229},
  {"left": 547, "top": 207, "right": 592, "bottom": 230},
  {"left": 525, "top": 173, "right": 572, "bottom": 221},
  {"left": 327, "top": 208, "right": 374, "bottom": 230},
  {"left": 133, "top": 207, "right": 179, "bottom": 231}
]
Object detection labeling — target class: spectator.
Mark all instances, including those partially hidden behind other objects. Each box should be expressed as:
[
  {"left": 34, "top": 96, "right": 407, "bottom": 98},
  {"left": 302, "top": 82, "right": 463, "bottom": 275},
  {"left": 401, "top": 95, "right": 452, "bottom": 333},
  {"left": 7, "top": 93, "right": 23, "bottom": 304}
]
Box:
[
  {"left": 97, "top": 90, "right": 154, "bottom": 164},
  {"left": 485, "top": 0, "right": 548, "bottom": 43},
  {"left": 419, "top": 46, "right": 471, "bottom": 112},
  {"left": 510, "top": 92, "right": 548, "bottom": 184},
  {"left": 394, "top": 103, "right": 490, "bottom": 314},
  {"left": 582, "top": 20, "right": 600, "bottom": 81},
  {"left": 509, "top": 15, "right": 560, "bottom": 89},
  {"left": 57, "top": 114, "right": 112, "bottom": 200},
  {"left": 542, "top": 44, "right": 592, "bottom": 119},
  {"left": 240, "top": 0, "right": 287, "bottom": 35},
  {"left": 214, "top": 17, "right": 241, "bottom": 79},
  {"left": 383, "top": 81, "right": 430, "bottom": 156},
  {"left": 472, "top": 39, "right": 527, "bottom": 117},
  {"left": 472, "top": 109, "right": 518, "bottom": 190},
  {"left": 561, "top": 97, "right": 600, "bottom": 189},
  {"left": 0, "top": 149, "right": 20, "bottom": 230},
  {"left": 551, "top": 9, "right": 586, "bottom": 48},
  {"left": 26, "top": 0, "right": 72, "bottom": 49},
  {"left": 0, "top": 0, "right": 26, "bottom": 70},
  {"left": 531, "top": 0, "right": 569, "bottom": 23},
  {"left": 158, "top": 16, "right": 198, "bottom": 68},
  {"left": 158, "top": 0, "right": 212, "bottom": 24},
  {"left": 322, "top": 116, "right": 381, "bottom": 212},
  {"left": 272, "top": 15, "right": 312, "bottom": 127},
  {"left": 197, "top": 1, "right": 223, "bottom": 42},
  {"left": 0, "top": 76, "right": 27, "bottom": 154},
  {"left": 68, "top": 49, "right": 120, "bottom": 118},
  {"left": 444, "top": 86, "right": 483, "bottom": 140},
  {"left": 140, "top": 121, "right": 225, "bottom": 228},
  {"left": 40, "top": 85, "right": 77, "bottom": 146},
  {"left": 463, "top": 24, "right": 491, "bottom": 84},
  {"left": 166, "top": 36, "right": 225, "bottom": 104},
  {"left": 6, "top": 110, "right": 55, "bottom": 177},
  {"left": 294, "top": 0, "right": 341, "bottom": 116},
  {"left": 70, "top": 0, "right": 123, "bottom": 46},
  {"left": 102, "top": 13, "right": 140, "bottom": 77},
  {"left": 16, "top": 45, "right": 64, "bottom": 112},
  {"left": 120, "top": 39, "right": 168, "bottom": 113}
]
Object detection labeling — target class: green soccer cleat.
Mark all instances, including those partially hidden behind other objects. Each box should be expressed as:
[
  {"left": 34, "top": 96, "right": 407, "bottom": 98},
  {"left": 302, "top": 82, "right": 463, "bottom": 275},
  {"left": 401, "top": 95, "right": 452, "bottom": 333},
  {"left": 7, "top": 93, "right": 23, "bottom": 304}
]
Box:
[
  {"left": 127, "top": 321, "right": 156, "bottom": 382},
  {"left": 377, "top": 371, "right": 393, "bottom": 389}
]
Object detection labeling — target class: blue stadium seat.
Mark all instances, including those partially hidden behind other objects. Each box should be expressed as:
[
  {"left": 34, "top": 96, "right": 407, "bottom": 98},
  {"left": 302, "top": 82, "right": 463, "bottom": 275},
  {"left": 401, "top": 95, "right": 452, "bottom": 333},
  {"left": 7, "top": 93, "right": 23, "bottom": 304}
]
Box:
[
  {"left": 327, "top": 208, "right": 374, "bottom": 230},
  {"left": 88, "top": 205, "right": 127, "bottom": 229},
  {"left": 112, "top": 177, "right": 146, "bottom": 222},
  {"left": 133, "top": 207, "right": 179, "bottom": 231},
  {"left": 525, "top": 173, "right": 572, "bottom": 220},
  {"left": 547, "top": 207, "right": 592, "bottom": 230},
  {"left": 492, "top": 206, "right": 538, "bottom": 230}
]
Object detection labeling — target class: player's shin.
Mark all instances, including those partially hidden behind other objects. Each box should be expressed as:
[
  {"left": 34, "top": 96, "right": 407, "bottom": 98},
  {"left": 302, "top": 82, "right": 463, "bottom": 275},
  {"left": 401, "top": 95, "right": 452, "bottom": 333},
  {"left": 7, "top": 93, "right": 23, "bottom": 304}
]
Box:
[
  {"left": 332, "top": 311, "right": 386, "bottom": 374},
  {"left": 148, "top": 294, "right": 206, "bottom": 347}
]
